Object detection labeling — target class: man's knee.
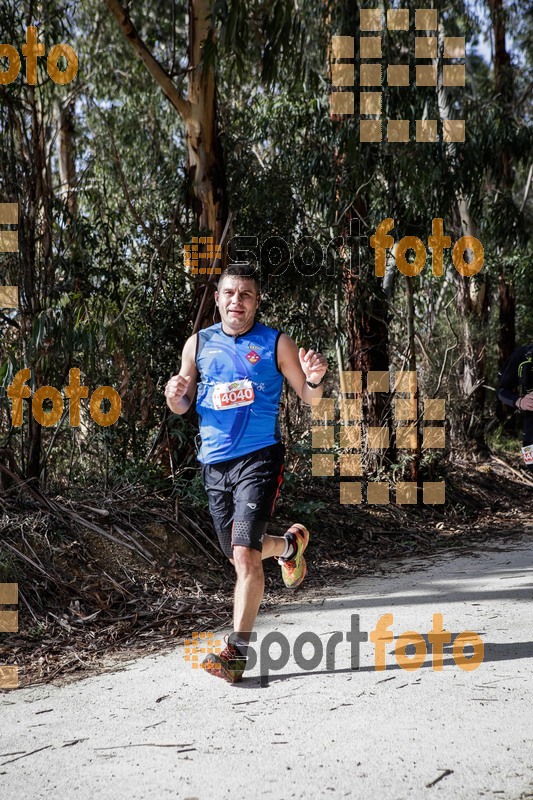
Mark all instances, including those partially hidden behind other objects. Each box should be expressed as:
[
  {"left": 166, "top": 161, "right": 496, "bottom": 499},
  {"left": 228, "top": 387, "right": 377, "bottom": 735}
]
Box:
[{"left": 232, "top": 545, "right": 263, "bottom": 576}]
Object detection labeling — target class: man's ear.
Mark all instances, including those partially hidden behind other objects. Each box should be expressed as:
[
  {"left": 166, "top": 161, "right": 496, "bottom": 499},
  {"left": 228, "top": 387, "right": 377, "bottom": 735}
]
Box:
[
  {"left": 214, "top": 291, "right": 219, "bottom": 305},
  {"left": 256, "top": 294, "right": 261, "bottom": 305}
]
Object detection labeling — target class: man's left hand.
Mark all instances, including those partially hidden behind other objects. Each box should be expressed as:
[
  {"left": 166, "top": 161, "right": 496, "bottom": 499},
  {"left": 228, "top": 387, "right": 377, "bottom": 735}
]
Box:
[{"left": 299, "top": 347, "right": 327, "bottom": 384}]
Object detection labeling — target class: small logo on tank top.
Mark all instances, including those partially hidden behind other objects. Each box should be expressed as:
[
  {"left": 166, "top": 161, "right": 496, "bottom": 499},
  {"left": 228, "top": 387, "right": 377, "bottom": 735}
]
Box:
[{"left": 246, "top": 350, "right": 261, "bottom": 365}]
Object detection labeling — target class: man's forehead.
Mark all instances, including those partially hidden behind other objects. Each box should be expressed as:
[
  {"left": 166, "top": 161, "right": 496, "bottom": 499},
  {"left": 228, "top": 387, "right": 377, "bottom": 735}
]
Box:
[{"left": 219, "top": 277, "right": 258, "bottom": 293}]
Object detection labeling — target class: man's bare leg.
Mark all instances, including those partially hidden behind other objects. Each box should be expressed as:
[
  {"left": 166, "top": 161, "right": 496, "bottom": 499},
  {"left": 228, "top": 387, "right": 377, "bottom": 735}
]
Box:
[
  {"left": 232, "top": 546, "right": 263, "bottom": 641},
  {"left": 231, "top": 536, "right": 286, "bottom": 643},
  {"left": 199, "top": 527, "right": 308, "bottom": 682},
  {"left": 261, "top": 534, "right": 287, "bottom": 560}
]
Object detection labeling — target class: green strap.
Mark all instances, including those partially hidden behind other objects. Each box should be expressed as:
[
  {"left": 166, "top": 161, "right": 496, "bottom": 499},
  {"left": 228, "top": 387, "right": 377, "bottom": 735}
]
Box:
[{"left": 518, "top": 356, "right": 533, "bottom": 397}]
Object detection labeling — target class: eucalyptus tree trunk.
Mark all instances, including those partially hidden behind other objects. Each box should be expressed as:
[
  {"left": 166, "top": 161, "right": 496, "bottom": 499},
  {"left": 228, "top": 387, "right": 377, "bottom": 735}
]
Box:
[
  {"left": 405, "top": 275, "right": 420, "bottom": 481},
  {"left": 436, "top": 31, "right": 489, "bottom": 452},
  {"left": 328, "top": 2, "right": 390, "bottom": 431},
  {"left": 186, "top": 0, "right": 227, "bottom": 242},
  {"left": 104, "top": 0, "right": 228, "bottom": 327},
  {"left": 343, "top": 202, "right": 390, "bottom": 431},
  {"left": 58, "top": 101, "right": 78, "bottom": 217},
  {"left": 24, "top": 82, "right": 56, "bottom": 482},
  {"left": 488, "top": 0, "right": 516, "bottom": 368},
  {"left": 455, "top": 202, "right": 490, "bottom": 449}
]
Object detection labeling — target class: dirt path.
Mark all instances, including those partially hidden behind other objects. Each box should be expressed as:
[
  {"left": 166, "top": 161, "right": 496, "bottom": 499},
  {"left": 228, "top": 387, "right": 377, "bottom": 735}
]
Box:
[{"left": 1, "top": 535, "right": 532, "bottom": 799}]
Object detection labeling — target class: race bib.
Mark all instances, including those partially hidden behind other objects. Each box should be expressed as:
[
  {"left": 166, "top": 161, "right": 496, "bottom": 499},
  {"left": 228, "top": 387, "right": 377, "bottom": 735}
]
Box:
[
  {"left": 522, "top": 444, "right": 533, "bottom": 465},
  {"left": 212, "top": 379, "right": 255, "bottom": 410}
]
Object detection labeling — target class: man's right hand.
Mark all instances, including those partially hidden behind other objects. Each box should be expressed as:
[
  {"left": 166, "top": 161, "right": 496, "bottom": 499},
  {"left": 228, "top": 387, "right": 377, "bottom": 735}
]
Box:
[
  {"left": 165, "top": 375, "right": 192, "bottom": 404},
  {"left": 517, "top": 392, "right": 533, "bottom": 412},
  {"left": 165, "top": 374, "right": 195, "bottom": 414},
  {"left": 166, "top": 336, "right": 198, "bottom": 415}
]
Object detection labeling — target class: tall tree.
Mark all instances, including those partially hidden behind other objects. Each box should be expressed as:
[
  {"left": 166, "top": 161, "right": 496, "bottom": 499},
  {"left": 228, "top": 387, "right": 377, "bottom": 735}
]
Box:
[
  {"left": 104, "top": 0, "right": 228, "bottom": 328},
  {"left": 488, "top": 0, "right": 517, "bottom": 367}
]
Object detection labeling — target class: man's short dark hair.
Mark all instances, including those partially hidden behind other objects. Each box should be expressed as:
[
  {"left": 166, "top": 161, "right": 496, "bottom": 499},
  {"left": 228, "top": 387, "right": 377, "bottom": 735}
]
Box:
[{"left": 217, "top": 264, "right": 260, "bottom": 293}]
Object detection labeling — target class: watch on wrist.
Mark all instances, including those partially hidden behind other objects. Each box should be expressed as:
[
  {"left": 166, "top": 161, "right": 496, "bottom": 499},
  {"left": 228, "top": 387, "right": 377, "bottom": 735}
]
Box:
[{"left": 306, "top": 376, "right": 325, "bottom": 389}]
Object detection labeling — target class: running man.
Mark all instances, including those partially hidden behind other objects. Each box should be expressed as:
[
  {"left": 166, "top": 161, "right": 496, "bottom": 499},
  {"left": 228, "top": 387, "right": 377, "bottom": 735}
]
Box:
[{"left": 165, "top": 264, "right": 327, "bottom": 682}]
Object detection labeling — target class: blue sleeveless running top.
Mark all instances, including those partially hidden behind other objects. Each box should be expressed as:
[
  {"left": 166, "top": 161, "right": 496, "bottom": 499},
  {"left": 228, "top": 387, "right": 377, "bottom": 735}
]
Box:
[{"left": 195, "top": 321, "right": 284, "bottom": 464}]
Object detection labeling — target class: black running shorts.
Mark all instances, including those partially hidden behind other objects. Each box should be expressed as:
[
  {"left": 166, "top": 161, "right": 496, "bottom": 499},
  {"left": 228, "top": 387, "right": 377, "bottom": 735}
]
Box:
[{"left": 200, "top": 443, "right": 285, "bottom": 559}]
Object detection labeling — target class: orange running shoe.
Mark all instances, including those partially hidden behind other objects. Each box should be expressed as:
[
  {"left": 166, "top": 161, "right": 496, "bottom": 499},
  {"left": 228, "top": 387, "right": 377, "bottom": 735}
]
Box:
[
  {"left": 201, "top": 636, "right": 247, "bottom": 684},
  {"left": 277, "top": 523, "right": 310, "bottom": 589}
]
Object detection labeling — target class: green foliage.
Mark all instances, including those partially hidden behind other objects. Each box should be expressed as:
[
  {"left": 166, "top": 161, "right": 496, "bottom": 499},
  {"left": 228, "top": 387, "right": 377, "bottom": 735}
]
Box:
[
  {"left": 290, "top": 498, "right": 328, "bottom": 518},
  {"left": 0, "top": 552, "right": 17, "bottom": 585},
  {"left": 1, "top": 0, "right": 533, "bottom": 492},
  {"left": 486, "top": 425, "right": 523, "bottom": 459},
  {"left": 172, "top": 470, "right": 209, "bottom": 510}
]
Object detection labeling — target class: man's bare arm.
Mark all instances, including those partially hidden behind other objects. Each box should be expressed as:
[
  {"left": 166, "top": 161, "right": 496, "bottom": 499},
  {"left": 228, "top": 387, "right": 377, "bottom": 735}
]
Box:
[
  {"left": 277, "top": 333, "right": 327, "bottom": 405},
  {"left": 165, "top": 335, "right": 198, "bottom": 415}
]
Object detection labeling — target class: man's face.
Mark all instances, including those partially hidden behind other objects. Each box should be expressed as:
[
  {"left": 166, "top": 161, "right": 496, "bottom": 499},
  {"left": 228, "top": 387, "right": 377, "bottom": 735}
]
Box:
[{"left": 215, "top": 277, "right": 260, "bottom": 334}]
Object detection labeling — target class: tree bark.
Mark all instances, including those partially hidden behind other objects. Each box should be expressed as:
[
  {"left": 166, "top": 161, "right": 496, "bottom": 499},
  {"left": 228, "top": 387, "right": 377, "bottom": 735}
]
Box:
[
  {"left": 344, "top": 204, "right": 390, "bottom": 430},
  {"left": 405, "top": 275, "right": 420, "bottom": 482},
  {"left": 23, "top": 85, "right": 55, "bottom": 482},
  {"left": 488, "top": 0, "right": 516, "bottom": 370},
  {"left": 58, "top": 101, "right": 78, "bottom": 217},
  {"left": 186, "top": 0, "right": 227, "bottom": 239},
  {"left": 456, "top": 201, "right": 490, "bottom": 451},
  {"left": 437, "top": 34, "right": 490, "bottom": 452}
]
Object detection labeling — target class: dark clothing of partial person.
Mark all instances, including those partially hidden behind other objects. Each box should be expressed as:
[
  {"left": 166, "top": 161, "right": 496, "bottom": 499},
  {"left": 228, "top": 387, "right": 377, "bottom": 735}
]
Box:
[{"left": 498, "top": 344, "right": 533, "bottom": 450}]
